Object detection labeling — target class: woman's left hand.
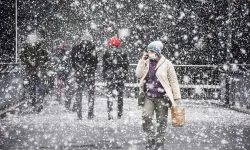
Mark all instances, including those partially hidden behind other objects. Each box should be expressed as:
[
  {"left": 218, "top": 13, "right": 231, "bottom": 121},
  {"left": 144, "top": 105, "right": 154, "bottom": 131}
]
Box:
[{"left": 174, "top": 98, "right": 181, "bottom": 105}]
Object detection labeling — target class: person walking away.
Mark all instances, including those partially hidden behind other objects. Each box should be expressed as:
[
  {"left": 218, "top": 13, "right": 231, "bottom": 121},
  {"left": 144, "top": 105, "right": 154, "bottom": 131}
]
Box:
[
  {"left": 20, "top": 36, "right": 49, "bottom": 112},
  {"left": 135, "top": 41, "right": 181, "bottom": 150},
  {"left": 103, "top": 36, "right": 129, "bottom": 120},
  {"left": 71, "top": 33, "right": 98, "bottom": 120},
  {"left": 54, "top": 41, "right": 74, "bottom": 109}
]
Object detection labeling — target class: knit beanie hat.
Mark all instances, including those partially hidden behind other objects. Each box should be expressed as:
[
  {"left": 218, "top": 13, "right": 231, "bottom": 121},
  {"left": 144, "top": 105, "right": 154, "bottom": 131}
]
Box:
[
  {"left": 81, "top": 31, "right": 93, "bottom": 41},
  {"left": 108, "top": 36, "right": 121, "bottom": 48},
  {"left": 147, "top": 41, "right": 163, "bottom": 56}
]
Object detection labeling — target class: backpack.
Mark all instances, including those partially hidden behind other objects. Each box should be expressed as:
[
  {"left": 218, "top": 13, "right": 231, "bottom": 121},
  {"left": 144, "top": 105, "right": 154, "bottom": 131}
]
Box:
[
  {"left": 103, "top": 50, "right": 128, "bottom": 81},
  {"left": 72, "top": 40, "right": 97, "bottom": 74}
]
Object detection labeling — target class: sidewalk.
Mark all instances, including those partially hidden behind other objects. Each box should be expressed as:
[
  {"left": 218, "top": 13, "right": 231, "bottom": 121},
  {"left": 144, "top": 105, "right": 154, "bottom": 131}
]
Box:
[
  {"left": 207, "top": 100, "right": 250, "bottom": 115},
  {"left": 1, "top": 97, "right": 250, "bottom": 150}
]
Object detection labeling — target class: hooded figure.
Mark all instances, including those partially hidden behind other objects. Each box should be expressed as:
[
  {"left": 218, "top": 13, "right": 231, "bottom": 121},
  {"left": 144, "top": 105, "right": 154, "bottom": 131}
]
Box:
[
  {"left": 54, "top": 41, "right": 74, "bottom": 108},
  {"left": 71, "top": 33, "right": 98, "bottom": 120},
  {"left": 55, "top": 42, "right": 71, "bottom": 80},
  {"left": 102, "top": 36, "right": 129, "bottom": 120},
  {"left": 20, "top": 37, "right": 49, "bottom": 112}
]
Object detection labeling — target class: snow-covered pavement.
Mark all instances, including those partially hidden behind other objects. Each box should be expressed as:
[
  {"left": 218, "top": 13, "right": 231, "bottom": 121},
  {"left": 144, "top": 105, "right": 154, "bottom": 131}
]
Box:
[{"left": 1, "top": 96, "right": 250, "bottom": 150}]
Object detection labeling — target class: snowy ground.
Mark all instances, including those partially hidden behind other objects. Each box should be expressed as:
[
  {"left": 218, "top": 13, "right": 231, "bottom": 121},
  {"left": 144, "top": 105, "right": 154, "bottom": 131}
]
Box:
[{"left": 0, "top": 94, "right": 250, "bottom": 150}]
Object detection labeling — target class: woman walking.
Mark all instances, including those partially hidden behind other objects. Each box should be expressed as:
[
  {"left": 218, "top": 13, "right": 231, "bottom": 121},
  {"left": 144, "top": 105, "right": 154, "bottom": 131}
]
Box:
[{"left": 136, "top": 41, "right": 181, "bottom": 150}]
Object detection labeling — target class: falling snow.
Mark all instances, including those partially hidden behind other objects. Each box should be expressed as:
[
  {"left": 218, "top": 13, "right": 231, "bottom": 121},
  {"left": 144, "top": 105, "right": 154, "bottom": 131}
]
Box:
[{"left": 0, "top": 0, "right": 250, "bottom": 150}]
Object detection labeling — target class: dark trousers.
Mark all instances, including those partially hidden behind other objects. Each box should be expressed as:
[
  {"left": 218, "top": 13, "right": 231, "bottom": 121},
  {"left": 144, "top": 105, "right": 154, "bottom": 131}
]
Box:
[
  {"left": 106, "top": 80, "right": 125, "bottom": 118},
  {"left": 75, "top": 74, "right": 95, "bottom": 119},
  {"left": 37, "top": 77, "right": 46, "bottom": 106},
  {"left": 64, "top": 79, "right": 75, "bottom": 110},
  {"left": 142, "top": 97, "right": 170, "bottom": 143},
  {"left": 29, "top": 74, "right": 38, "bottom": 107},
  {"left": 24, "top": 74, "right": 44, "bottom": 109},
  {"left": 57, "top": 74, "right": 75, "bottom": 109}
]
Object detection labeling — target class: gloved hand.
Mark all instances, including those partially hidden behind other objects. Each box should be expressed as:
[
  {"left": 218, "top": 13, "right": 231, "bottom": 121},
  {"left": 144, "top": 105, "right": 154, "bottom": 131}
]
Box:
[{"left": 174, "top": 98, "right": 181, "bottom": 105}]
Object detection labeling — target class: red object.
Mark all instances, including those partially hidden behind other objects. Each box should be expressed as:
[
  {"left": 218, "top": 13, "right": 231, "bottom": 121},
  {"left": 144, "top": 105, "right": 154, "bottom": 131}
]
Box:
[
  {"left": 108, "top": 36, "right": 121, "bottom": 48},
  {"left": 58, "top": 42, "right": 67, "bottom": 51}
]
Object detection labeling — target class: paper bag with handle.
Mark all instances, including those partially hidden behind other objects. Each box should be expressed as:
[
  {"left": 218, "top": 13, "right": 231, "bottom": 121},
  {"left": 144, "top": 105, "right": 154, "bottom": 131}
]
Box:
[{"left": 171, "top": 105, "right": 185, "bottom": 127}]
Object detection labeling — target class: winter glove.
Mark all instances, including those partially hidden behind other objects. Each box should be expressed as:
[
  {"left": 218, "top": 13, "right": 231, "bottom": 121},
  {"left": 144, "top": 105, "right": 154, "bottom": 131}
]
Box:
[{"left": 174, "top": 98, "right": 181, "bottom": 105}]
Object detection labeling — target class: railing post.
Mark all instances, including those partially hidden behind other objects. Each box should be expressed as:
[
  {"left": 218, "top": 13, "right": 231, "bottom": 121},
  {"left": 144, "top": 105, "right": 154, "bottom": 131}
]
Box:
[
  {"left": 224, "top": 68, "right": 231, "bottom": 106},
  {"left": 224, "top": 0, "right": 233, "bottom": 106},
  {"left": 247, "top": 71, "right": 250, "bottom": 109}
]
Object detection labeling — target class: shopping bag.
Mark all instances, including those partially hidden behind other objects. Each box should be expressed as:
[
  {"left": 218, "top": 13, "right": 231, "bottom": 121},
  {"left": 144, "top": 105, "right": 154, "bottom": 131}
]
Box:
[
  {"left": 171, "top": 107, "right": 185, "bottom": 127},
  {"left": 138, "top": 92, "right": 146, "bottom": 106}
]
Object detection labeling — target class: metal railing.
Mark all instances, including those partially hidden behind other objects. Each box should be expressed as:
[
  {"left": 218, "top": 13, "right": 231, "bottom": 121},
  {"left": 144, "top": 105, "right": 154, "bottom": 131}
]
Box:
[
  {"left": 0, "top": 63, "right": 19, "bottom": 73},
  {"left": 1, "top": 63, "right": 250, "bottom": 115},
  {"left": 95, "top": 64, "right": 222, "bottom": 100},
  {"left": 221, "top": 65, "right": 250, "bottom": 109},
  {"left": 0, "top": 63, "right": 23, "bottom": 115},
  {"left": 175, "top": 65, "right": 221, "bottom": 100}
]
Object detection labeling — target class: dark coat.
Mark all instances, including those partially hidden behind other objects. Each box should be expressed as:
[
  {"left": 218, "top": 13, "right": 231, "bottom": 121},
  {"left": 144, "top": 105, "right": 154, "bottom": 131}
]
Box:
[
  {"left": 102, "top": 48, "right": 129, "bottom": 82},
  {"left": 20, "top": 41, "right": 49, "bottom": 75},
  {"left": 54, "top": 50, "right": 72, "bottom": 79},
  {"left": 71, "top": 40, "right": 98, "bottom": 76}
]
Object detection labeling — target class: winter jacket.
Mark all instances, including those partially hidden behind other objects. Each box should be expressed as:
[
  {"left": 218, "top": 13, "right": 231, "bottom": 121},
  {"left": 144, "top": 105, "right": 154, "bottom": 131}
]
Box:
[
  {"left": 102, "top": 49, "right": 129, "bottom": 82},
  {"left": 20, "top": 41, "right": 49, "bottom": 75},
  {"left": 54, "top": 51, "right": 72, "bottom": 78},
  {"left": 71, "top": 40, "right": 98, "bottom": 76},
  {"left": 144, "top": 60, "right": 166, "bottom": 98},
  {"left": 136, "top": 55, "right": 181, "bottom": 107}
]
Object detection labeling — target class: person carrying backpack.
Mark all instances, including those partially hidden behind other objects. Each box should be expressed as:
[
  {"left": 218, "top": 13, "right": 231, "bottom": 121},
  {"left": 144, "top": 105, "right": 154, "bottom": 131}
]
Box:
[
  {"left": 54, "top": 41, "right": 74, "bottom": 108},
  {"left": 102, "top": 36, "right": 129, "bottom": 120},
  {"left": 71, "top": 33, "right": 98, "bottom": 120},
  {"left": 20, "top": 35, "right": 49, "bottom": 112}
]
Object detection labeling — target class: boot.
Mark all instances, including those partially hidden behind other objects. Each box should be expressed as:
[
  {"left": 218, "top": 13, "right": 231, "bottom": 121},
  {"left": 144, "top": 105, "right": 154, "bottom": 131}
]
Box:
[
  {"left": 36, "top": 105, "right": 43, "bottom": 113},
  {"left": 77, "top": 115, "right": 82, "bottom": 120},
  {"left": 65, "top": 101, "right": 70, "bottom": 110},
  {"left": 72, "top": 102, "right": 77, "bottom": 112},
  {"left": 117, "top": 112, "right": 122, "bottom": 119},
  {"left": 155, "top": 142, "right": 164, "bottom": 150},
  {"left": 145, "top": 139, "right": 155, "bottom": 149},
  {"left": 108, "top": 112, "right": 113, "bottom": 120},
  {"left": 88, "top": 112, "right": 94, "bottom": 119},
  {"left": 77, "top": 112, "right": 82, "bottom": 120}
]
